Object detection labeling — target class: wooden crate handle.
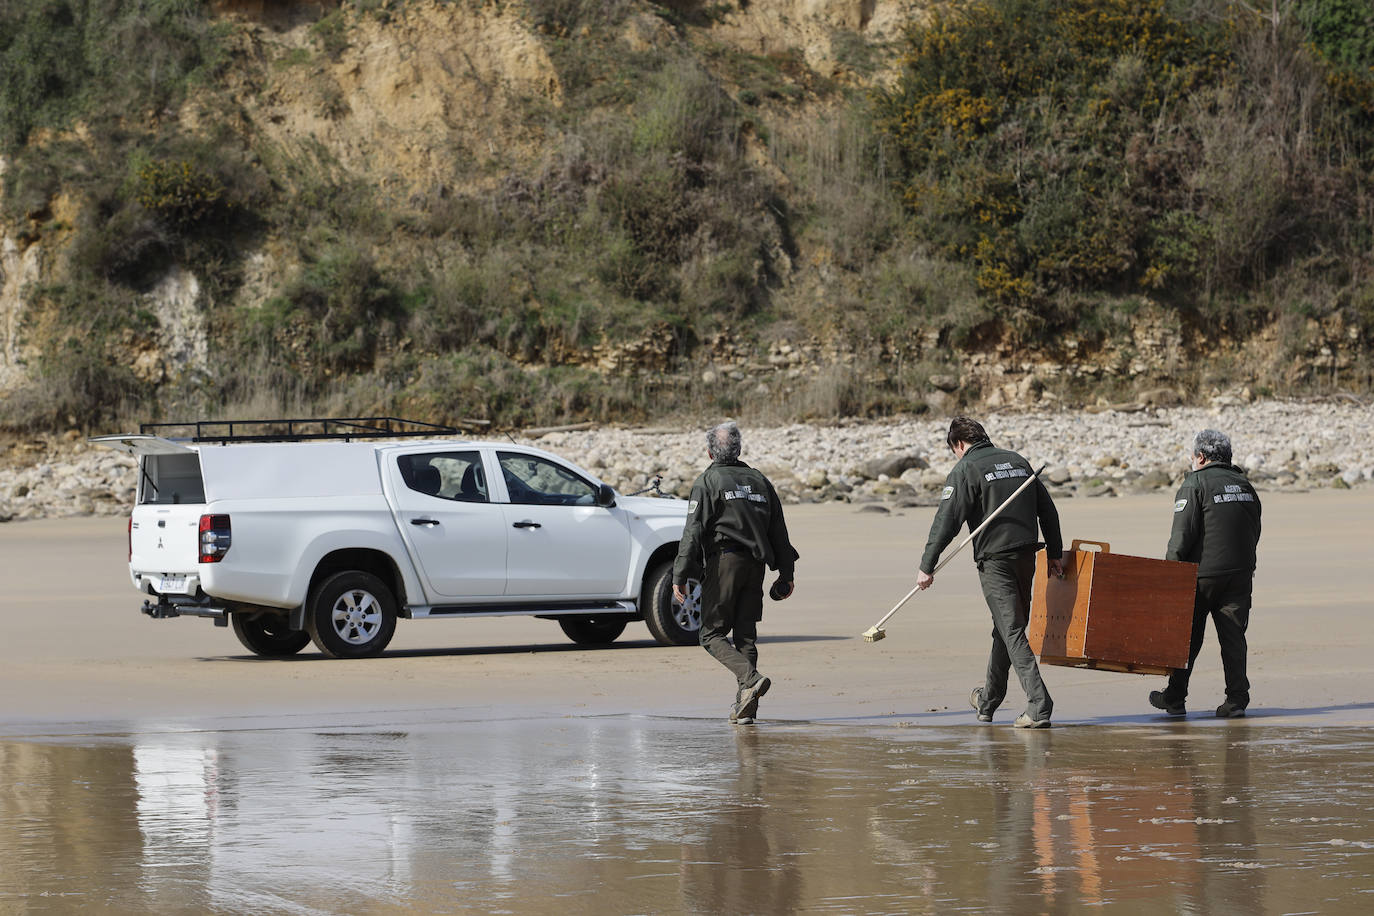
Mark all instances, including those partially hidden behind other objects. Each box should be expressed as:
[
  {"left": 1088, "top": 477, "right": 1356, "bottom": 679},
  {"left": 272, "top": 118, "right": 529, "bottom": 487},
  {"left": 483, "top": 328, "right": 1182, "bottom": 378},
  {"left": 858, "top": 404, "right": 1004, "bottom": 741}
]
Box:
[{"left": 1070, "top": 539, "right": 1111, "bottom": 553}]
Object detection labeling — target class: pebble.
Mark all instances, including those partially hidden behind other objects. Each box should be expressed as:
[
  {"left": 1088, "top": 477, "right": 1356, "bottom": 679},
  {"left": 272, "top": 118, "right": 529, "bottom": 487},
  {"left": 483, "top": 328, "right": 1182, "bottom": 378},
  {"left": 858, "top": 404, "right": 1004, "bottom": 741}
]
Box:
[{"left": 0, "top": 400, "right": 1369, "bottom": 522}]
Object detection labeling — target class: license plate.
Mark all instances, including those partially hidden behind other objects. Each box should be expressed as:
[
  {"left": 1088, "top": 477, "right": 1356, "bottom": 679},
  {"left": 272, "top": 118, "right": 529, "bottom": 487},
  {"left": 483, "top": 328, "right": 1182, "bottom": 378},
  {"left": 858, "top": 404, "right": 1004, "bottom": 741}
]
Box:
[{"left": 159, "top": 575, "right": 188, "bottom": 593}]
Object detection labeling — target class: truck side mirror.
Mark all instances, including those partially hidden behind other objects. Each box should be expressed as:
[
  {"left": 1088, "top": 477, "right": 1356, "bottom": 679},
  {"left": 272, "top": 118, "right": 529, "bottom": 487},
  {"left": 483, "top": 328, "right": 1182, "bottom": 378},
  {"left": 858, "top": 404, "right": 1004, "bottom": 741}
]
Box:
[{"left": 595, "top": 483, "right": 616, "bottom": 508}]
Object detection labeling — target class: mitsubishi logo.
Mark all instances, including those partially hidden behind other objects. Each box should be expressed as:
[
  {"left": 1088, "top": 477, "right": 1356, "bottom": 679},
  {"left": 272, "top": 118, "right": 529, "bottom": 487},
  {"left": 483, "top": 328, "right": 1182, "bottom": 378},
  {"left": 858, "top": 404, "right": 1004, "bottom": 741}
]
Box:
[{"left": 157, "top": 537, "right": 164, "bottom": 549}]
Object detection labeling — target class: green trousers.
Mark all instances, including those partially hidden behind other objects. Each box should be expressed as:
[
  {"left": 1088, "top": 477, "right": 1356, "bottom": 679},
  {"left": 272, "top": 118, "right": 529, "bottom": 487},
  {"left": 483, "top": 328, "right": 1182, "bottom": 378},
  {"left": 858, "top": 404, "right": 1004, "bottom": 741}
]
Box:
[
  {"left": 977, "top": 549, "right": 1053, "bottom": 721},
  {"left": 1163, "top": 572, "right": 1252, "bottom": 709},
  {"left": 699, "top": 550, "right": 765, "bottom": 690}
]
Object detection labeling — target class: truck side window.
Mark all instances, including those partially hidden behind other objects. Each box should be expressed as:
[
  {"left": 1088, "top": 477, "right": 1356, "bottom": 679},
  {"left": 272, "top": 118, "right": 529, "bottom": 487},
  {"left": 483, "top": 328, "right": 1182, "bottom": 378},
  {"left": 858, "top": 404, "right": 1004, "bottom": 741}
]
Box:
[
  {"left": 497, "top": 452, "right": 597, "bottom": 506},
  {"left": 398, "top": 452, "right": 488, "bottom": 503}
]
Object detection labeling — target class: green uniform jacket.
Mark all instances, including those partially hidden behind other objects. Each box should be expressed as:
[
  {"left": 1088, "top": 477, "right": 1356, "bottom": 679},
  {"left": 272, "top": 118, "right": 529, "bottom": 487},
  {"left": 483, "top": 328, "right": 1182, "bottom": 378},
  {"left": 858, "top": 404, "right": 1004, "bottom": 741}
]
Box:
[
  {"left": 1166, "top": 463, "right": 1261, "bottom": 577},
  {"left": 673, "top": 459, "right": 798, "bottom": 585},
  {"left": 919, "top": 441, "right": 1063, "bottom": 574}
]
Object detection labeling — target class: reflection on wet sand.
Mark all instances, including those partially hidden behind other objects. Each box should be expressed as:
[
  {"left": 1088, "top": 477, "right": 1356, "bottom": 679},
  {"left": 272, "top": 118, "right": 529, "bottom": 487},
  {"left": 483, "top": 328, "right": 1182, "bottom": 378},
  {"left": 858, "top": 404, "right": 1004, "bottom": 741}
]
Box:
[{"left": 2, "top": 721, "right": 1372, "bottom": 914}]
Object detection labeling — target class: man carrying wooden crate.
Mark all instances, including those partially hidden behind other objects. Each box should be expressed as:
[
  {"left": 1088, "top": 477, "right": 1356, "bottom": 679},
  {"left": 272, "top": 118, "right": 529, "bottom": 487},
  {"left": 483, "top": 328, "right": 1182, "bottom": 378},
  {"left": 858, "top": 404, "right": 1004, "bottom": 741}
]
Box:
[
  {"left": 916, "top": 417, "right": 1065, "bottom": 728},
  {"left": 1150, "top": 428, "right": 1263, "bottom": 718}
]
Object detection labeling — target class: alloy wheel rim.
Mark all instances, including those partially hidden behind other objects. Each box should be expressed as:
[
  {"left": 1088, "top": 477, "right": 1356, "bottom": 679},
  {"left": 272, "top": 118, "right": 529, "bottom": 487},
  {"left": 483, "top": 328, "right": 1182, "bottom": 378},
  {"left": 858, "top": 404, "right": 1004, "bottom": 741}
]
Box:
[
  {"left": 673, "top": 578, "right": 702, "bottom": 632},
  {"left": 331, "top": 589, "right": 382, "bottom": 645}
]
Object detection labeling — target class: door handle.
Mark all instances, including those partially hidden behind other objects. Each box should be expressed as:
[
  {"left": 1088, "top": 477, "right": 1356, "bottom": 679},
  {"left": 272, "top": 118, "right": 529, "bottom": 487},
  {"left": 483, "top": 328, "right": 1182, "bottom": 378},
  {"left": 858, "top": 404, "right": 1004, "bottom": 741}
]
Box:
[
  {"left": 512, "top": 520, "right": 542, "bottom": 529},
  {"left": 410, "top": 518, "right": 440, "bottom": 527}
]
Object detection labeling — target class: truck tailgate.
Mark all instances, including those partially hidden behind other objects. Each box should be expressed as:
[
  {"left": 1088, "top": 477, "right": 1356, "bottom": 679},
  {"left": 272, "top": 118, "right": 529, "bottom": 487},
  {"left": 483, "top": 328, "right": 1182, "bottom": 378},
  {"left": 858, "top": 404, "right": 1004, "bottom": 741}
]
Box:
[{"left": 131, "top": 506, "right": 203, "bottom": 593}]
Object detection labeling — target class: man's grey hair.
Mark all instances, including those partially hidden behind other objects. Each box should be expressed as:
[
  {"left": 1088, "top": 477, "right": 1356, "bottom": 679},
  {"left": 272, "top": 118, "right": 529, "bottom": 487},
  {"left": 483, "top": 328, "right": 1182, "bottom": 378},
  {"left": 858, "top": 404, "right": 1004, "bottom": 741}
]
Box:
[
  {"left": 1193, "top": 428, "right": 1232, "bottom": 464},
  {"left": 707, "top": 421, "right": 742, "bottom": 462}
]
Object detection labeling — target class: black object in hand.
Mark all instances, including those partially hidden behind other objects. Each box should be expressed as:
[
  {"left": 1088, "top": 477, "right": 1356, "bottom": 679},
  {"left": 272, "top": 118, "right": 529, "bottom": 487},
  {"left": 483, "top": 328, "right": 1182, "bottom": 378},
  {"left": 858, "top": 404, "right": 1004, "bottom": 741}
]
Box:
[{"left": 769, "top": 579, "right": 794, "bottom": 601}]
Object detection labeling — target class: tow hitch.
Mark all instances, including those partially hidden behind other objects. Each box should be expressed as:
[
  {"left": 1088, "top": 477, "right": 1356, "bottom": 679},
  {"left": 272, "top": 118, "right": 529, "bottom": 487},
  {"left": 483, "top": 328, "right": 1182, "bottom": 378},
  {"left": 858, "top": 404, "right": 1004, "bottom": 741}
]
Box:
[{"left": 142, "top": 594, "right": 228, "bottom": 625}]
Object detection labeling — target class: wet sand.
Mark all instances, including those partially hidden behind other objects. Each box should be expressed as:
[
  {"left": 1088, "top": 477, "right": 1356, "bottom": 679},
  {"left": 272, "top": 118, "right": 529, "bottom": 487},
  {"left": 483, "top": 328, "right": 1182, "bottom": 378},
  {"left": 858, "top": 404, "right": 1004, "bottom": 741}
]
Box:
[
  {"left": 4, "top": 720, "right": 1373, "bottom": 913},
  {"left": 3, "top": 492, "right": 1373, "bottom": 913},
  {"left": 0, "top": 489, "right": 1370, "bottom": 733}
]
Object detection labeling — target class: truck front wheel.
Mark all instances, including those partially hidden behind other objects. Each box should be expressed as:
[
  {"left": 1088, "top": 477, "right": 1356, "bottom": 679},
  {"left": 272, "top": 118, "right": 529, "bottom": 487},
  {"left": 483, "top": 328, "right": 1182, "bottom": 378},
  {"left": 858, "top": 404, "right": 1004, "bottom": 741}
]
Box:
[
  {"left": 643, "top": 561, "right": 701, "bottom": 647},
  {"left": 231, "top": 611, "right": 311, "bottom": 657},
  {"left": 306, "top": 571, "right": 398, "bottom": 659}
]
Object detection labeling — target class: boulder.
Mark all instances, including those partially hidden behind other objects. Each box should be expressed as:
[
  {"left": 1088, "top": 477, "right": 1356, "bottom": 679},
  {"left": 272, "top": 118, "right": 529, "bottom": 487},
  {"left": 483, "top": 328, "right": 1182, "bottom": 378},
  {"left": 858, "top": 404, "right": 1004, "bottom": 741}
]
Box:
[
  {"left": 862, "top": 452, "right": 928, "bottom": 480},
  {"left": 925, "top": 390, "right": 953, "bottom": 413},
  {"left": 1139, "top": 387, "right": 1185, "bottom": 407},
  {"left": 1136, "top": 469, "right": 1173, "bottom": 490},
  {"left": 929, "top": 374, "right": 960, "bottom": 392}
]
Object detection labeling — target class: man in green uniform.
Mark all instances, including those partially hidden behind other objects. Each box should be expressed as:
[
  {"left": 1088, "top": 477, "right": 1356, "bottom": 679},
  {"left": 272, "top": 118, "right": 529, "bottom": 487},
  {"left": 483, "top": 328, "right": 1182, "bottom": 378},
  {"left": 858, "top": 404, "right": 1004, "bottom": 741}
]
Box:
[
  {"left": 674, "top": 422, "right": 797, "bottom": 725},
  {"left": 1150, "top": 428, "right": 1262, "bottom": 718},
  {"left": 916, "top": 417, "right": 1064, "bottom": 728}
]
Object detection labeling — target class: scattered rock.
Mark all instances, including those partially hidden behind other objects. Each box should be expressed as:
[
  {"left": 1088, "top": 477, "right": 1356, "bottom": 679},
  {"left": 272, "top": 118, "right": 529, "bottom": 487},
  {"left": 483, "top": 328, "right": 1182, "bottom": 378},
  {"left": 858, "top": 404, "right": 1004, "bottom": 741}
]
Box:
[
  {"left": 925, "top": 390, "right": 953, "bottom": 413},
  {"left": 1140, "top": 387, "right": 1184, "bottom": 407},
  {"left": 1, "top": 401, "right": 1370, "bottom": 522},
  {"left": 862, "top": 452, "right": 928, "bottom": 480},
  {"left": 919, "top": 469, "right": 947, "bottom": 489},
  {"left": 929, "top": 374, "right": 960, "bottom": 392},
  {"left": 1136, "top": 469, "right": 1173, "bottom": 490}
]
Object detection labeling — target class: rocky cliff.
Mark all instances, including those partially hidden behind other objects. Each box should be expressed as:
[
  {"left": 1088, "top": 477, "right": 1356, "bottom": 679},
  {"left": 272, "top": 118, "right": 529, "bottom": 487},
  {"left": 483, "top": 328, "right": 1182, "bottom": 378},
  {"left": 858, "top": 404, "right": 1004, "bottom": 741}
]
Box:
[{"left": 1, "top": 0, "right": 1369, "bottom": 431}]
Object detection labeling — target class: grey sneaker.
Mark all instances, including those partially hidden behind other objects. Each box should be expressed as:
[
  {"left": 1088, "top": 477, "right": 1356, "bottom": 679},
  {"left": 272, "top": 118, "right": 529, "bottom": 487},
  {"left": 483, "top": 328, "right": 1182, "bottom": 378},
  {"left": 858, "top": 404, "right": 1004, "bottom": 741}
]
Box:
[
  {"left": 969, "top": 688, "right": 992, "bottom": 722},
  {"left": 737, "top": 676, "right": 771, "bottom": 720},
  {"left": 1215, "top": 701, "right": 1246, "bottom": 718},
  {"left": 1013, "top": 713, "right": 1051, "bottom": 729},
  {"left": 1149, "top": 690, "right": 1186, "bottom": 717}
]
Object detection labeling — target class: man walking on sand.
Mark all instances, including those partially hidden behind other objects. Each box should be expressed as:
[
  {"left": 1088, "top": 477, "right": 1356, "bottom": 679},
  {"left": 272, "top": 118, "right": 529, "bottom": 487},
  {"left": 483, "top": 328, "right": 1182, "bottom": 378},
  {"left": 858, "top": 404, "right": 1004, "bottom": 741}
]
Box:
[
  {"left": 1150, "top": 428, "right": 1262, "bottom": 719},
  {"left": 916, "top": 417, "right": 1064, "bottom": 728},
  {"left": 674, "top": 421, "right": 797, "bottom": 725}
]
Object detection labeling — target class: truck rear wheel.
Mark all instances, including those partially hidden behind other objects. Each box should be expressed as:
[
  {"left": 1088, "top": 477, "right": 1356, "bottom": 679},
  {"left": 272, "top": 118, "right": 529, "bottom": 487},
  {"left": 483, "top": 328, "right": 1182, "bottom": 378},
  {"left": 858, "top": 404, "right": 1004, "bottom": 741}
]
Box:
[
  {"left": 558, "top": 616, "right": 628, "bottom": 645},
  {"left": 231, "top": 612, "right": 311, "bottom": 657},
  {"left": 643, "top": 561, "right": 701, "bottom": 647},
  {"left": 306, "top": 571, "right": 397, "bottom": 659}
]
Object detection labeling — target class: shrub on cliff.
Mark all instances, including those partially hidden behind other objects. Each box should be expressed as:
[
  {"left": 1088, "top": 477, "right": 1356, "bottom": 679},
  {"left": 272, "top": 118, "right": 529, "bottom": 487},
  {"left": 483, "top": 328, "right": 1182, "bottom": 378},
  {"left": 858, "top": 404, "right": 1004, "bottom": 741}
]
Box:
[
  {"left": 0, "top": 0, "right": 225, "bottom": 152},
  {"left": 875, "top": 0, "right": 1374, "bottom": 315}
]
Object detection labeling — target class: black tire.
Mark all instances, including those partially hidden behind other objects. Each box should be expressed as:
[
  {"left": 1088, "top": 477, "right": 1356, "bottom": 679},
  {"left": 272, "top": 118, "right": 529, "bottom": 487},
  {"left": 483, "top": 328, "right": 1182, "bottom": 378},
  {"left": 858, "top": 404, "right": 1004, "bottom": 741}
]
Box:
[
  {"left": 305, "top": 571, "right": 398, "bottom": 659},
  {"left": 231, "top": 611, "right": 311, "bottom": 658},
  {"left": 643, "top": 560, "right": 701, "bottom": 646},
  {"left": 558, "top": 616, "right": 628, "bottom": 646}
]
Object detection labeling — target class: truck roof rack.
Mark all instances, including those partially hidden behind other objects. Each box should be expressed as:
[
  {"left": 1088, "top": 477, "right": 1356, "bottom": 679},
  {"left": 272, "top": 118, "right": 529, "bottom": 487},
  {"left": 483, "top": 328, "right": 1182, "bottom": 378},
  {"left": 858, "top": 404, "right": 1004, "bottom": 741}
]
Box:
[{"left": 140, "top": 417, "right": 464, "bottom": 444}]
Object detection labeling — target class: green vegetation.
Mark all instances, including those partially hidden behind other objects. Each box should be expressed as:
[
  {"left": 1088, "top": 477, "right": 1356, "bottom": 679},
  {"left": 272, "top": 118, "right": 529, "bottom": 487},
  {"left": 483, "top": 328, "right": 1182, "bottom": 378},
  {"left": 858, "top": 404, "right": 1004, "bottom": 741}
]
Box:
[
  {"left": 0, "top": 0, "right": 226, "bottom": 152},
  {"left": 875, "top": 0, "right": 1374, "bottom": 319},
  {"left": 1, "top": 0, "right": 1371, "bottom": 434}
]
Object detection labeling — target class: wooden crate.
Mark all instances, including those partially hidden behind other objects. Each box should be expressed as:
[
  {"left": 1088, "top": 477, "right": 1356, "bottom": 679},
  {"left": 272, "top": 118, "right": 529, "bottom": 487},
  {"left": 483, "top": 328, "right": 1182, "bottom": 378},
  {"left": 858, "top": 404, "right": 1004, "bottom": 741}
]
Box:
[{"left": 1028, "top": 539, "right": 1197, "bottom": 676}]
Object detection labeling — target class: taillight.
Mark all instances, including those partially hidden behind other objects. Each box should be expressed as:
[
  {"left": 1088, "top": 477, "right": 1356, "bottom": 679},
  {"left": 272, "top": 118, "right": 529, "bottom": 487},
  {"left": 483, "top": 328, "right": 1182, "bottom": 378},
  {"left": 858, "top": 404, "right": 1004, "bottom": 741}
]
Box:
[
  {"left": 127, "top": 517, "right": 133, "bottom": 562},
  {"left": 199, "top": 514, "right": 232, "bottom": 564}
]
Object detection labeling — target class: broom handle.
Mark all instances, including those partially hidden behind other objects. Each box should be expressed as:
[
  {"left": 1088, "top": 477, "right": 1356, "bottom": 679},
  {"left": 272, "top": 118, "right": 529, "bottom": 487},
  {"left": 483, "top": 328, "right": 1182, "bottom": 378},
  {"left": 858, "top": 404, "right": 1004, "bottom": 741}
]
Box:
[{"left": 870, "top": 463, "right": 1048, "bottom": 631}]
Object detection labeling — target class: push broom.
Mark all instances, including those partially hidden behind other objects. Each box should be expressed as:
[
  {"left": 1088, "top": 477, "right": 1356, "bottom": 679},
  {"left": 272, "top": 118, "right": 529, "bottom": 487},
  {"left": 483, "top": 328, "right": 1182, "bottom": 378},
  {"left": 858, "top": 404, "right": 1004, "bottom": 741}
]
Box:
[{"left": 862, "top": 463, "right": 1048, "bottom": 642}]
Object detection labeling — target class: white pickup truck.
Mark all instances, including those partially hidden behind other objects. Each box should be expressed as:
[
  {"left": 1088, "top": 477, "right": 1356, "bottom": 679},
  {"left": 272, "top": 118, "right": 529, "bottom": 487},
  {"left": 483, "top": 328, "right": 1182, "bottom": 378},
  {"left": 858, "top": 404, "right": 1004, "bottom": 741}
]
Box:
[{"left": 93, "top": 419, "right": 698, "bottom": 658}]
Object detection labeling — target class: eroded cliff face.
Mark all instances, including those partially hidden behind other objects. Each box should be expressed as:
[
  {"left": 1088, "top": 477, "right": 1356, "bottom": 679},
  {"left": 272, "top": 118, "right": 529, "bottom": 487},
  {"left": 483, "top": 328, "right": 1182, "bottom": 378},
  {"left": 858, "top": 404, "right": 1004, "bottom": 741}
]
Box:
[
  {"left": 687, "top": 0, "right": 924, "bottom": 76},
  {"left": 0, "top": 165, "right": 72, "bottom": 392},
  {"left": 185, "top": 0, "right": 564, "bottom": 198},
  {"left": 0, "top": 1, "right": 1367, "bottom": 416}
]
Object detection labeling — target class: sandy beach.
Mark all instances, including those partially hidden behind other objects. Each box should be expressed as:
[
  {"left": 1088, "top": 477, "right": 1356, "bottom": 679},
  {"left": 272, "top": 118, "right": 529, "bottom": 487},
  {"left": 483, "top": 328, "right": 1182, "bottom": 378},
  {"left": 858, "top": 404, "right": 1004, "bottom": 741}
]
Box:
[{"left": 2, "top": 488, "right": 1369, "bottom": 734}]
